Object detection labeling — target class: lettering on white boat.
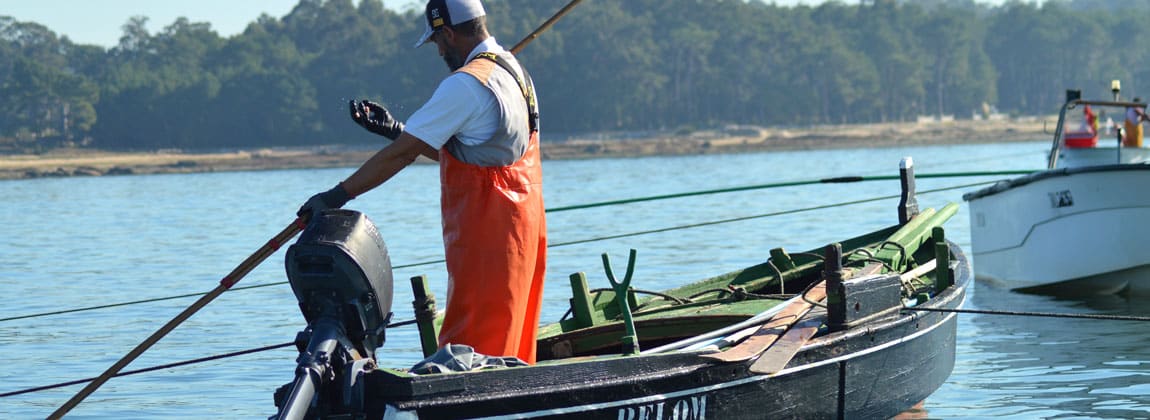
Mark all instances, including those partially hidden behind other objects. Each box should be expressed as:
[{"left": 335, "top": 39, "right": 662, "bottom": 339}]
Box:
[
  {"left": 617, "top": 394, "right": 707, "bottom": 420},
  {"left": 1049, "top": 190, "right": 1074, "bottom": 208}
]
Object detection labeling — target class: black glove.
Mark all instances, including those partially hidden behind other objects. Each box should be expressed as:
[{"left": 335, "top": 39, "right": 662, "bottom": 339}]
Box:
[
  {"left": 298, "top": 184, "right": 353, "bottom": 218},
  {"left": 349, "top": 99, "right": 404, "bottom": 140}
]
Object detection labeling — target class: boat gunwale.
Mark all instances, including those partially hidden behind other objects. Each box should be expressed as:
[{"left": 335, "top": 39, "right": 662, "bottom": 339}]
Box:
[{"left": 961, "top": 163, "right": 1150, "bottom": 201}]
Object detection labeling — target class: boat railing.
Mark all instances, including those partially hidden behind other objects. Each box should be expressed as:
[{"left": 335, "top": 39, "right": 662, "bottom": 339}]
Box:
[{"left": 1048, "top": 95, "right": 1146, "bottom": 169}]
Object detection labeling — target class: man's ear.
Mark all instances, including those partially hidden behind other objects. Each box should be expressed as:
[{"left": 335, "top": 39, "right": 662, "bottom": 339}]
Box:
[{"left": 441, "top": 26, "right": 457, "bottom": 42}]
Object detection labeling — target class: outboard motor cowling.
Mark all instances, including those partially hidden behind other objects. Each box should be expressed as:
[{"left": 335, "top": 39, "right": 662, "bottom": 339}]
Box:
[
  {"left": 286, "top": 209, "right": 393, "bottom": 358},
  {"left": 273, "top": 210, "right": 393, "bottom": 420}
]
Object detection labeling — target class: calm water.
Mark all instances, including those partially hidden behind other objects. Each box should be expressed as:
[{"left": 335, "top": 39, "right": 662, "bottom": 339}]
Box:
[{"left": 3, "top": 141, "right": 1148, "bottom": 419}]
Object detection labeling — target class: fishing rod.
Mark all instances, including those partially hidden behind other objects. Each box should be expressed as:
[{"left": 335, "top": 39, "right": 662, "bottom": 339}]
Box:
[{"left": 49, "top": 1, "right": 584, "bottom": 417}]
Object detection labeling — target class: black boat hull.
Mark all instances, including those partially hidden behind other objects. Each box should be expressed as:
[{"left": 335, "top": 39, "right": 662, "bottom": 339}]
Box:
[
  {"left": 364, "top": 243, "right": 968, "bottom": 420},
  {"left": 375, "top": 318, "right": 956, "bottom": 419}
]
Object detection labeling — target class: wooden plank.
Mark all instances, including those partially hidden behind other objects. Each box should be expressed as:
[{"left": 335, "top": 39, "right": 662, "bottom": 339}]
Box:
[
  {"left": 701, "top": 281, "right": 826, "bottom": 363},
  {"left": 900, "top": 259, "right": 936, "bottom": 283},
  {"left": 749, "top": 263, "right": 887, "bottom": 374},
  {"left": 748, "top": 309, "right": 827, "bottom": 374}
]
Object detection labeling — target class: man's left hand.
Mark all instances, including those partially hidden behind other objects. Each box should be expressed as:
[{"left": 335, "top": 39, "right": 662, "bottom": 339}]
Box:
[{"left": 350, "top": 100, "right": 405, "bottom": 140}]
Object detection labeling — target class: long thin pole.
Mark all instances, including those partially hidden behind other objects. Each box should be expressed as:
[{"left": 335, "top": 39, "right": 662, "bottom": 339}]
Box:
[
  {"left": 510, "top": 0, "right": 583, "bottom": 55},
  {"left": 50, "top": 217, "right": 308, "bottom": 419},
  {"left": 52, "top": 0, "right": 585, "bottom": 415}
]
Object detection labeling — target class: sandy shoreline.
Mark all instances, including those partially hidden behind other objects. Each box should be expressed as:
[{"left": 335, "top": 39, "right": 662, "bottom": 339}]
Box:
[{"left": 0, "top": 118, "right": 1049, "bottom": 180}]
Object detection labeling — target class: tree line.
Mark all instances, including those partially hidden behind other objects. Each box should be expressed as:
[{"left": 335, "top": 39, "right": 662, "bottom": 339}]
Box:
[{"left": 2, "top": 0, "right": 1149, "bottom": 151}]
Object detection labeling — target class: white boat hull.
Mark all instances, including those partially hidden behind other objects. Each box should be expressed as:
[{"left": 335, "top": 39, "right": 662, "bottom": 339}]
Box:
[
  {"left": 964, "top": 165, "right": 1150, "bottom": 295},
  {"left": 1056, "top": 146, "right": 1150, "bottom": 168}
]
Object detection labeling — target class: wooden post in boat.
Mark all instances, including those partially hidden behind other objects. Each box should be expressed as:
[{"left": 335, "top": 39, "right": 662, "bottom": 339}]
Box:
[
  {"left": 410, "top": 275, "right": 441, "bottom": 358},
  {"left": 823, "top": 243, "right": 848, "bottom": 332},
  {"left": 932, "top": 228, "right": 953, "bottom": 290},
  {"left": 751, "top": 261, "right": 896, "bottom": 374},
  {"left": 568, "top": 272, "right": 597, "bottom": 329},
  {"left": 898, "top": 157, "right": 919, "bottom": 224}
]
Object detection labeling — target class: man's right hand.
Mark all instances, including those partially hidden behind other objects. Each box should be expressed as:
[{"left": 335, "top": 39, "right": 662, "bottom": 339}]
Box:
[
  {"left": 350, "top": 99, "right": 405, "bottom": 140},
  {"left": 298, "top": 184, "right": 353, "bottom": 219}
]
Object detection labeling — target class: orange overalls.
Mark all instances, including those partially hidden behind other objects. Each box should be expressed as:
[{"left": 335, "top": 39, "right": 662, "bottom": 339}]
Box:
[
  {"left": 1125, "top": 107, "right": 1145, "bottom": 147},
  {"left": 436, "top": 54, "right": 547, "bottom": 364}
]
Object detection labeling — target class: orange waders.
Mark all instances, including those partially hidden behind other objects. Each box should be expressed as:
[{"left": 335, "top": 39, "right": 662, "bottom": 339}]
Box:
[
  {"left": 1125, "top": 119, "right": 1144, "bottom": 147},
  {"left": 437, "top": 133, "right": 547, "bottom": 363}
]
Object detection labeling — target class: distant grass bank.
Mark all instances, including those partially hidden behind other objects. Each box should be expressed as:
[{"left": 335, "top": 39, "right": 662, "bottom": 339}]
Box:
[{"left": 0, "top": 119, "right": 1049, "bottom": 180}]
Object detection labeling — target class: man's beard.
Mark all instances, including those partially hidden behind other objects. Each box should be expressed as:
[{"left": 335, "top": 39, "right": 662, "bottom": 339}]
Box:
[{"left": 443, "top": 45, "right": 465, "bottom": 71}]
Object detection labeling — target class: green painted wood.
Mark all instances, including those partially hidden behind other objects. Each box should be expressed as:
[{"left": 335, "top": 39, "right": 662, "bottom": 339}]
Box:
[
  {"left": 869, "top": 203, "right": 958, "bottom": 272},
  {"left": 770, "top": 248, "right": 797, "bottom": 271},
  {"left": 539, "top": 298, "right": 773, "bottom": 340},
  {"left": 567, "top": 272, "right": 596, "bottom": 330},
  {"left": 552, "top": 313, "right": 765, "bottom": 356},
  {"left": 603, "top": 250, "right": 641, "bottom": 355},
  {"left": 538, "top": 205, "right": 959, "bottom": 355},
  {"left": 409, "top": 275, "right": 440, "bottom": 358}
]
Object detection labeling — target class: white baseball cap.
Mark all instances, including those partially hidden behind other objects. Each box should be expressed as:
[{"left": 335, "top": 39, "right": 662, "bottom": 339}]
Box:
[{"left": 414, "top": 0, "right": 487, "bottom": 48}]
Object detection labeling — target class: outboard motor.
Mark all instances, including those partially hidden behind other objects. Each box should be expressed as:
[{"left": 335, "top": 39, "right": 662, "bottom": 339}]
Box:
[{"left": 272, "top": 210, "right": 393, "bottom": 420}]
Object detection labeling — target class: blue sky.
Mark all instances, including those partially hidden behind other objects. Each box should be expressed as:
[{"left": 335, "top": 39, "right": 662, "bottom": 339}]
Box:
[
  {"left": 6, "top": 0, "right": 1027, "bottom": 49},
  {"left": 4, "top": 0, "right": 415, "bottom": 47}
]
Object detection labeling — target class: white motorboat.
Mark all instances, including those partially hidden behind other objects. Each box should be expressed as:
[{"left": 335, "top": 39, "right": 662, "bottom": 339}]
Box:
[{"left": 963, "top": 88, "right": 1150, "bottom": 295}]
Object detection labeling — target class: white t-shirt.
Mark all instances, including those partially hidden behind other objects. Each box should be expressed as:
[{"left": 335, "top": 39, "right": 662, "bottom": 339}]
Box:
[{"left": 404, "top": 38, "right": 504, "bottom": 151}]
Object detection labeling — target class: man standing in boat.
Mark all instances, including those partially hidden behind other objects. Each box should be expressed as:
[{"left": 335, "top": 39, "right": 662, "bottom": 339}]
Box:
[
  {"left": 298, "top": 0, "right": 547, "bottom": 364},
  {"left": 1123, "top": 97, "right": 1149, "bottom": 147}
]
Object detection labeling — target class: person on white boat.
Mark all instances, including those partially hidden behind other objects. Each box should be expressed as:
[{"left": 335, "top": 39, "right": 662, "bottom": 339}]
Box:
[
  {"left": 1122, "top": 98, "right": 1149, "bottom": 147},
  {"left": 1086, "top": 106, "right": 1098, "bottom": 134},
  {"left": 298, "top": 0, "right": 548, "bottom": 364}
]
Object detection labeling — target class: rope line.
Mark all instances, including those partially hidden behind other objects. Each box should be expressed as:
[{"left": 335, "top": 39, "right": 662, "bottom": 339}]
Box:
[
  {"left": 545, "top": 182, "right": 986, "bottom": 248},
  {"left": 587, "top": 288, "right": 691, "bottom": 305},
  {"left": 2, "top": 317, "right": 419, "bottom": 398},
  {"left": 19, "top": 300, "right": 1147, "bottom": 398},
  {"left": 0, "top": 262, "right": 442, "bottom": 323},
  {"left": 545, "top": 170, "right": 1033, "bottom": 213},
  {"left": 2, "top": 181, "right": 993, "bottom": 324},
  {"left": 902, "top": 306, "right": 1150, "bottom": 321},
  {"left": 0, "top": 342, "right": 294, "bottom": 398}
]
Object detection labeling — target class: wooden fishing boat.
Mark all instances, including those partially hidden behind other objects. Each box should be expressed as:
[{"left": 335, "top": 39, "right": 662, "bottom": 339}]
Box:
[
  {"left": 964, "top": 87, "right": 1150, "bottom": 296},
  {"left": 270, "top": 159, "right": 970, "bottom": 419}
]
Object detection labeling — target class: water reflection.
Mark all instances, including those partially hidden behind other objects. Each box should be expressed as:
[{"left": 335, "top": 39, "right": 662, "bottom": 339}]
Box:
[{"left": 928, "top": 279, "right": 1150, "bottom": 418}]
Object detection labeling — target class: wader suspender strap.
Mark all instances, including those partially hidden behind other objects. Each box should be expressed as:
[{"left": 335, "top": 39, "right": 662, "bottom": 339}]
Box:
[{"left": 474, "top": 51, "right": 539, "bottom": 133}]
